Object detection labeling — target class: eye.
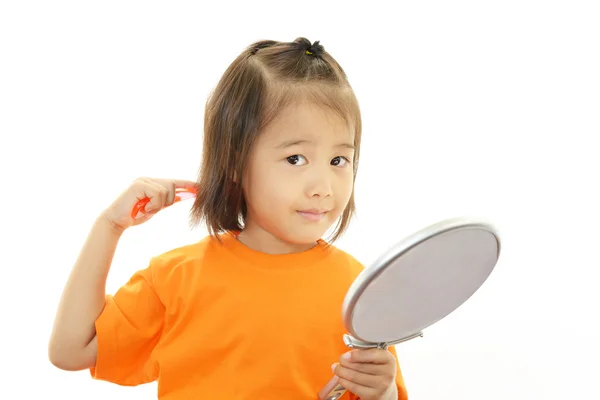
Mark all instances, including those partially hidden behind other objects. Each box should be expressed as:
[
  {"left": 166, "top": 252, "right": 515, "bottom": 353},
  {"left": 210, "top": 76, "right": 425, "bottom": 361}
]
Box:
[
  {"left": 331, "top": 156, "right": 350, "bottom": 167},
  {"left": 286, "top": 155, "right": 307, "bottom": 165}
]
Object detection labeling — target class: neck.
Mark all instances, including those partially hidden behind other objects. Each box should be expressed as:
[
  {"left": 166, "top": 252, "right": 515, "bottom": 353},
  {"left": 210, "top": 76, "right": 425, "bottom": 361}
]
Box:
[{"left": 237, "top": 223, "right": 318, "bottom": 255}]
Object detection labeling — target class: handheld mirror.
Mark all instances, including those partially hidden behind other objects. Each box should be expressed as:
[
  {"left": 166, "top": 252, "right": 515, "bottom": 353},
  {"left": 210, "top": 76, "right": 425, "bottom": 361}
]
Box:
[{"left": 318, "top": 217, "right": 502, "bottom": 400}]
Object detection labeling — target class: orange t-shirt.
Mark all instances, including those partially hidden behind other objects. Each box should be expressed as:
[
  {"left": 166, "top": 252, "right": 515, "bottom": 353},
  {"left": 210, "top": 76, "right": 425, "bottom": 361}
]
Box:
[{"left": 90, "top": 232, "right": 408, "bottom": 399}]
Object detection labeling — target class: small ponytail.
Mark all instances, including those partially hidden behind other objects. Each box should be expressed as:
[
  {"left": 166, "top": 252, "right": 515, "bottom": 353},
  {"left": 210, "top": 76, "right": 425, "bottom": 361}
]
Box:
[{"left": 294, "top": 37, "right": 324, "bottom": 56}]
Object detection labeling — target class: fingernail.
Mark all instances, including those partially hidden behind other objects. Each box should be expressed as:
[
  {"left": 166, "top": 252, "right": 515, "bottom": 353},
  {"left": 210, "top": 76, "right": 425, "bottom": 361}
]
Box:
[
  {"left": 331, "top": 363, "right": 337, "bottom": 373},
  {"left": 343, "top": 352, "right": 351, "bottom": 361}
]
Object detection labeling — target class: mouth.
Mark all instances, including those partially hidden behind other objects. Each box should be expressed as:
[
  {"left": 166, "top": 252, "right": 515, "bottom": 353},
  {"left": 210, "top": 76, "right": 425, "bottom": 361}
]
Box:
[{"left": 296, "top": 209, "right": 329, "bottom": 221}]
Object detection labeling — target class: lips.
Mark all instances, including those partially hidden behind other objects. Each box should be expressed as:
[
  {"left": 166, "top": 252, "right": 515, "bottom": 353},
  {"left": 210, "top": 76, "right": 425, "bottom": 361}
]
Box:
[
  {"left": 298, "top": 208, "right": 329, "bottom": 214},
  {"left": 297, "top": 209, "right": 329, "bottom": 221}
]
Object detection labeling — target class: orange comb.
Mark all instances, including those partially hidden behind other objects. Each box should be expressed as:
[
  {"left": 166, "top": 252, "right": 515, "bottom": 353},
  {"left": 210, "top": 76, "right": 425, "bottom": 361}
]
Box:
[{"left": 131, "top": 187, "right": 197, "bottom": 218}]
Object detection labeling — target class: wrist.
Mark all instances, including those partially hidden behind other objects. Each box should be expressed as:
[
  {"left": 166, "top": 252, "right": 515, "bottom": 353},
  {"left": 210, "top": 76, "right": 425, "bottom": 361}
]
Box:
[{"left": 96, "top": 213, "right": 126, "bottom": 237}]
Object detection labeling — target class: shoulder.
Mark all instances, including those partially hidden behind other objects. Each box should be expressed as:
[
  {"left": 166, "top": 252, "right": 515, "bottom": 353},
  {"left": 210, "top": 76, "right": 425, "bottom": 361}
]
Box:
[
  {"left": 146, "top": 234, "right": 222, "bottom": 282},
  {"left": 321, "top": 242, "right": 366, "bottom": 277}
]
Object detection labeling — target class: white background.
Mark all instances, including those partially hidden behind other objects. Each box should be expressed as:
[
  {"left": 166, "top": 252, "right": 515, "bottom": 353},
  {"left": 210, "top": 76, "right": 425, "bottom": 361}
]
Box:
[{"left": 1, "top": 1, "right": 599, "bottom": 398}]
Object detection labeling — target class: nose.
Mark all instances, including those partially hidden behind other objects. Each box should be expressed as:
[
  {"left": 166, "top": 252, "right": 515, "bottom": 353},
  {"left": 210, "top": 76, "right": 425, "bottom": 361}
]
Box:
[{"left": 305, "top": 167, "right": 333, "bottom": 198}]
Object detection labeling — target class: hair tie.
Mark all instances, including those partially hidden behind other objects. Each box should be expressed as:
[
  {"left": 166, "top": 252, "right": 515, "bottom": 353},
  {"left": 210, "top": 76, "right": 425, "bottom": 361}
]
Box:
[
  {"left": 305, "top": 40, "right": 323, "bottom": 56},
  {"left": 294, "top": 38, "right": 323, "bottom": 56}
]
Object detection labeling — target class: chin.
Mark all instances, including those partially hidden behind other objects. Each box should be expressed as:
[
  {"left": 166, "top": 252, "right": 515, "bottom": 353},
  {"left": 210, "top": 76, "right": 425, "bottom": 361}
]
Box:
[{"left": 280, "top": 227, "right": 329, "bottom": 245}]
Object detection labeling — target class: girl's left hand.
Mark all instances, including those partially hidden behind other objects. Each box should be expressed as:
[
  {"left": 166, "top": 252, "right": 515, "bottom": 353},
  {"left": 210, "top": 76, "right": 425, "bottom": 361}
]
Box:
[{"left": 332, "top": 348, "right": 398, "bottom": 400}]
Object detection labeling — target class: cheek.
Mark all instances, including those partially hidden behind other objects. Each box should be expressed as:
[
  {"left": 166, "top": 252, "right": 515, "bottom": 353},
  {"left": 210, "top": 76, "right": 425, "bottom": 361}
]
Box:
[
  {"left": 337, "top": 172, "right": 354, "bottom": 202},
  {"left": 266, "top": 172, "right": 298, "bottom": 207},
  {"left": 244, "top": 164, "right": 295, "bottom": 209}
]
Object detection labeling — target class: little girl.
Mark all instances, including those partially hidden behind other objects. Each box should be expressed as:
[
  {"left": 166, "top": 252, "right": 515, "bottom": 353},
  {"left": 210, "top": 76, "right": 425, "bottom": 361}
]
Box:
[{"left": 48, "top": 37, "right": 409, "bottom": 400}]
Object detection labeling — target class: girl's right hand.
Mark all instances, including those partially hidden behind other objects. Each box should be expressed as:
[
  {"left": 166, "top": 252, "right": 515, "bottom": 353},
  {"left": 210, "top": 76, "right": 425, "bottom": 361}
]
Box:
[{"left": 101, "top": 177, "right": 198, "bottom": 233}]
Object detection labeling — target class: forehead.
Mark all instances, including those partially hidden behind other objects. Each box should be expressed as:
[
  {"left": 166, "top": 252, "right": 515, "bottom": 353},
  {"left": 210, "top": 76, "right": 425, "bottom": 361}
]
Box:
[{"left": 258, "top": 101, "right": 354, "bottom": 145}]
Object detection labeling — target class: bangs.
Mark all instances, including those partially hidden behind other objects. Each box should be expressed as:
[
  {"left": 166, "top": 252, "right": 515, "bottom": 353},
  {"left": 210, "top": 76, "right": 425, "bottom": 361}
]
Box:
[{"left": 259, "top": 82, "right": 362, "bottom": 156}]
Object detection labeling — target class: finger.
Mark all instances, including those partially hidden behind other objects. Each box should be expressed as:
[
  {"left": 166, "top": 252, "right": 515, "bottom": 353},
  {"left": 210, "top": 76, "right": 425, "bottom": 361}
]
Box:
[
  {"left": 339, "top": 358, "right": 388, "bottom": 376},
  {"left": 335, "top": 376, "right": 377, "bottom": 400},
  {"left": 139, "top": 179, "right": 168, "bottom": 213},
  {"left": 156, "top": 179, "right": 197, "bottom": 205},
  {"left": 343, "top": 349, "right": 395, "bottom": 365},
  {"left": 156, "top": 180, "right": 177, "bottom": 207},
  {"left": 172, "top": 179, "right": 198, "bottom": 189},
  {"left": 333, "top": 363, "right": 378, "bottom": 388}
]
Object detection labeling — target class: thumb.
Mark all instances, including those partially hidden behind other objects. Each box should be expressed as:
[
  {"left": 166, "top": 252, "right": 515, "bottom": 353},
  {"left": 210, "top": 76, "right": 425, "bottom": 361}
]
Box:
[{"left": 131, "top": 208, "right": 158, "bottom": 225}]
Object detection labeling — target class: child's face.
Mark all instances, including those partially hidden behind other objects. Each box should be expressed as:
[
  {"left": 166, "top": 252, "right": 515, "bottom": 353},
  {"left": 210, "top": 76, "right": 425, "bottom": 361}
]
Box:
[{"left": 241, "top": 100, "right": 355, "bottom": 247}]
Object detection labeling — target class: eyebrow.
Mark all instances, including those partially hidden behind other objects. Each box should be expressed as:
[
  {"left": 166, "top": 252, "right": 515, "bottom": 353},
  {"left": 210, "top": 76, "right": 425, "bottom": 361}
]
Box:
[{"left": 276, "top": 139, "right": 355, "bottom": 150}]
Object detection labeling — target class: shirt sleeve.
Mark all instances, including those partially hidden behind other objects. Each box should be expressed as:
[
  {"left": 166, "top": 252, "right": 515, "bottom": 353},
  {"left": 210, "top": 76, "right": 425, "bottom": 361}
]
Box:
[{"left": 89, "top": 261, "right": 165, "bottom": 386}]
